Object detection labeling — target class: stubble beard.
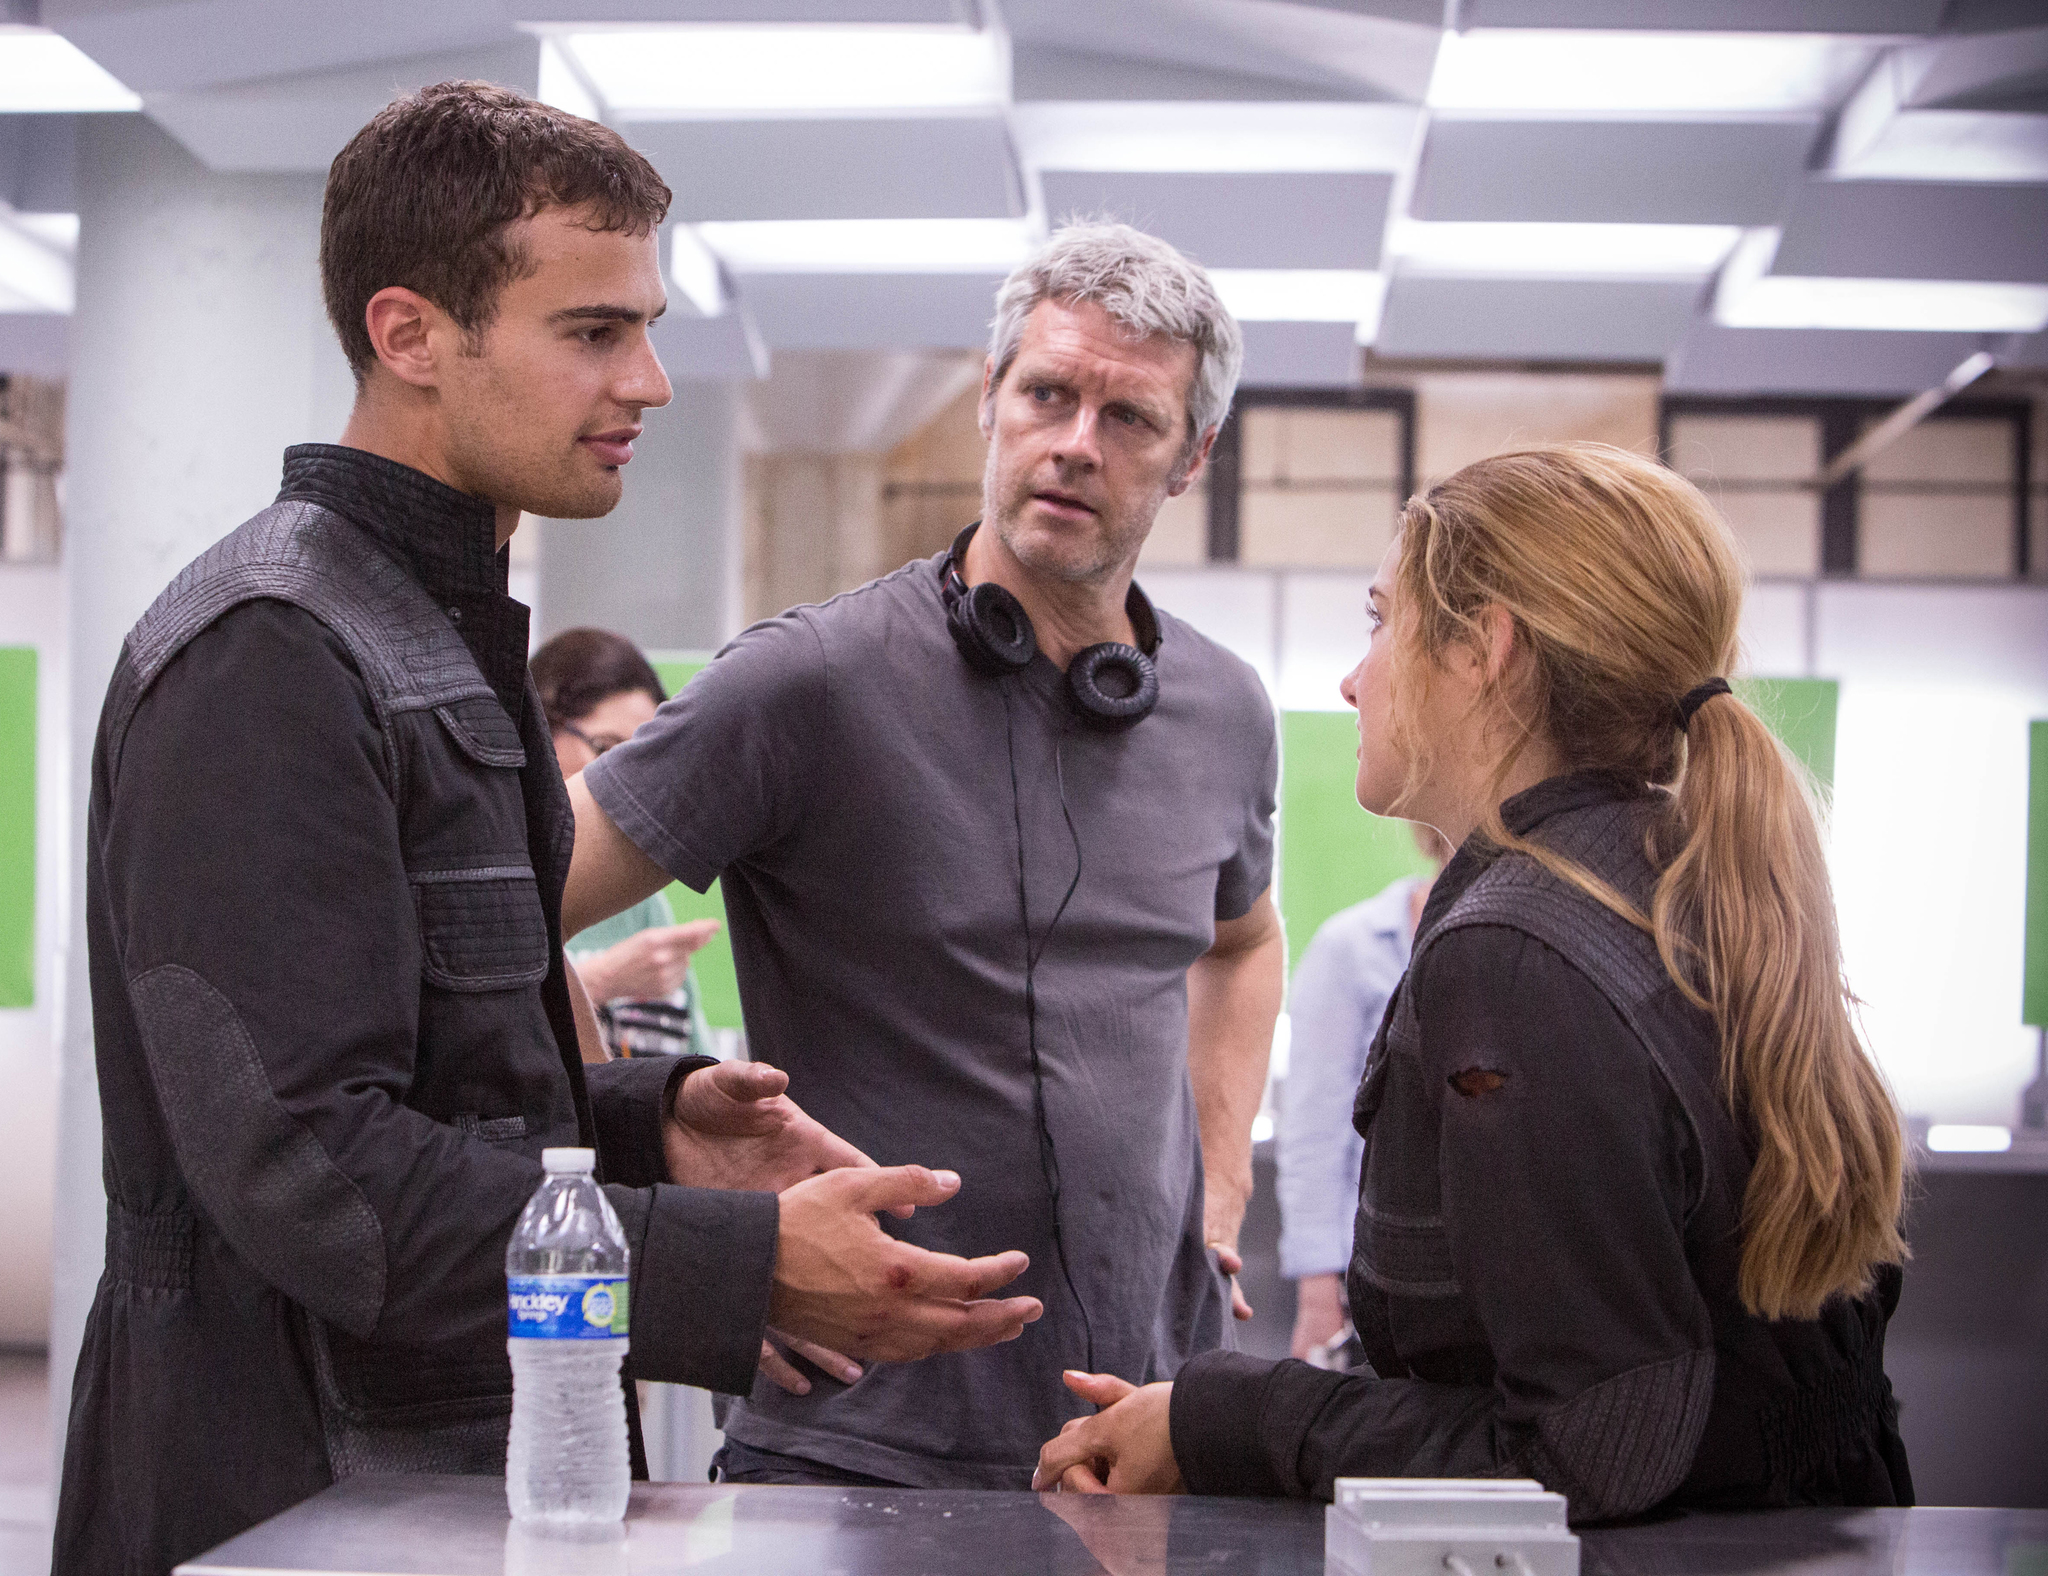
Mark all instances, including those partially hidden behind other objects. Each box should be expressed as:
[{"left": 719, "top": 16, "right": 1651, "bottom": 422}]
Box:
[
  {"left": 981, "top": 447, "right": 1154, "bottom": 588},
  {"left": 449, "top": 421, "right": 625, "bottom": 522}
]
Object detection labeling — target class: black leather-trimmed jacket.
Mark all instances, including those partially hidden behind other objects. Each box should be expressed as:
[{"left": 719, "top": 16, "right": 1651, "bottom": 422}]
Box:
[
  {"left": 1171, "top": 773, "right": 1912, "bottom": 1520},
  {"left": 54, "top": 445, "right": 778, "bottom": 1576}
]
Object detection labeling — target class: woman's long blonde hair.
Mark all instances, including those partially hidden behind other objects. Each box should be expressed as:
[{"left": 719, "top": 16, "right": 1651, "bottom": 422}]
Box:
[{"left": 1390, "top": 442, "right": 1905, "bottom": 1322}]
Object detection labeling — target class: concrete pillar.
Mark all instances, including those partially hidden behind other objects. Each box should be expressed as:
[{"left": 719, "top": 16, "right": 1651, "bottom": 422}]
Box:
[
  {"left": 50, "top": 114, "right": 351, "bottom": 1474},
  {"left": 535, "top": 379, "right": 742, "bottom": 652}
]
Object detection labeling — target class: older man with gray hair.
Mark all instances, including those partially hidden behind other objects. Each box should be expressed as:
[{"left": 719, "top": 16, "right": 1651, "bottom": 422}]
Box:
[{"left": 563, "top": 222, "right": 1284, "bottom": 1487}]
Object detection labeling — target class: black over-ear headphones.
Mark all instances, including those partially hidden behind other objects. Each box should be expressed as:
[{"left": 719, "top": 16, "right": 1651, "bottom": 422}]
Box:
[{"left": 941, "top": 523, "right": 1162, "bottom": 729}]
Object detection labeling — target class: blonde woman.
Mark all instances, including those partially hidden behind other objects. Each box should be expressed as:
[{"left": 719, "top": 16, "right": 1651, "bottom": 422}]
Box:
[{"left": 1034, "top": 444, "right": 1912, "bottom": 1520}]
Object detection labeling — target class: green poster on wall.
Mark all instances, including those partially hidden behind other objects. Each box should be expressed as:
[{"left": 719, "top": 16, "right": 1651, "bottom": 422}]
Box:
[
  {"left": 0, "top": 647, "right": 35, "bottom": 1008},
  {"left": 647, "top": 655, "right": 742, "bottom": 1030},
  {"left": 1734, "top": 676, "right": 1838, "bottom": 792}
]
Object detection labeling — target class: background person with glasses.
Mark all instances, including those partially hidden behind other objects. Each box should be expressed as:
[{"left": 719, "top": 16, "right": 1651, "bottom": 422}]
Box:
[{"left": 533, "top": 627, "right": 718, "bottom": 1060}]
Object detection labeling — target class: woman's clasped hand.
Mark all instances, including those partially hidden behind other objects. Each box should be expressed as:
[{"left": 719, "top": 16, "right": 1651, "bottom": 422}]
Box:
[{"left": 1032, "top": 1372, "right": 1182, "bottom": 1495}]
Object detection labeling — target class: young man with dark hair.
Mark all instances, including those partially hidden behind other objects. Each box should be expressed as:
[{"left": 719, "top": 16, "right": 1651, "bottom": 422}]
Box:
[{"left": 54, "top": 81, "right": 1037, "bottom": 1576}]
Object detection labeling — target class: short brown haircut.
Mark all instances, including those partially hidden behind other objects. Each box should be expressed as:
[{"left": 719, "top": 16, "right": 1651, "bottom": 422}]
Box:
[{"left": 321, "top": 80, "right": 671, "bottom": 381}]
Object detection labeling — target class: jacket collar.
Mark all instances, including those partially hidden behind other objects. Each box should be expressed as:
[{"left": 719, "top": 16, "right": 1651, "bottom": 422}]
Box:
[
  {"left": 276, "top": 443, "right": 530, "bottom": 722},
  {"left": 277, "top": 443, "right": 504, "bottom": 604},
  {"left": 1419, "top": 769, "right": 1647, "bottom": 937}
]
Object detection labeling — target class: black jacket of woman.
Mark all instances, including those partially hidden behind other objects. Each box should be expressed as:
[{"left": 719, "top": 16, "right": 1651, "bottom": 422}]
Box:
[{"left": 1171, "top": 772, "right": 1912, "bottom": 1521}]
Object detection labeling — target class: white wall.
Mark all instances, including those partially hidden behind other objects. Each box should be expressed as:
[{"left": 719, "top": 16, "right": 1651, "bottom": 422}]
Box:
[{"left": 0, "top": 561, "right": 64, "bottom": 1347}]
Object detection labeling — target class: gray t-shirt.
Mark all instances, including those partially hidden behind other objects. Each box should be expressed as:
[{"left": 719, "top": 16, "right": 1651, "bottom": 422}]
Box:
[{"left": 584, "top": 547, "right": 1278, "bottom": 1487}]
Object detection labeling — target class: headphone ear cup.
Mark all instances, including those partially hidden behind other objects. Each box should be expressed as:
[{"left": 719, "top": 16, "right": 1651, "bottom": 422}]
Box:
[
  {"left": 946, "top": 580, "right": 1037, "bottom": 675},
  {"left": 1066, "top": 643, "right": 1159, "bottom": 730}
]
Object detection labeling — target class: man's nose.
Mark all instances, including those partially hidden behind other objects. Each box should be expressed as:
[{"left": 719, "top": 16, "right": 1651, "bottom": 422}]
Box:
[
  {"left": 619, "top": 335, "right": 674, "bottom": 413},
  {"left": 1049, "top": 405, "right": 1102, "bottom": 469}
]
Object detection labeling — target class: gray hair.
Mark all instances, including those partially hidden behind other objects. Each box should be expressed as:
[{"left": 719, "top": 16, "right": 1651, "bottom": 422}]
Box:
[{"left": 986, "top": 222, "right": 1244, "bottom": 450}]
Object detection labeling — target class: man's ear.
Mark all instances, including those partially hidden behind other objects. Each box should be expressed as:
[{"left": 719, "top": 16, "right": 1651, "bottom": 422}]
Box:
[
  {"left": 1166, "top": 425, "right": 1219, "bottom": 497},
  {"left": 361, "top": 286, "right": 447, "bottom": 391},
  {"left": 977, "top": 354, "right": 998, "bottom": 438}
]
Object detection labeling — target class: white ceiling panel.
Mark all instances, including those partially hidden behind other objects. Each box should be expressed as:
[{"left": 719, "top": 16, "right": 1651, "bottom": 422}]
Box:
[
  {"left": 1770, "top": 179, "right": 2048, "bottom": 283},
  {"left": 142, "top": 39, "right": 538, "bottom": 172},
  {"left": 1038, "top": 170, "right": 1393, "bottom": 269},
  {"left": 737, "top": 271, "right": 1003, "bottom": 349},
  {"left": 1011, "top": 101, "right": 1418, "bottom": 172},
  {"left": 1413, "top": 117, "right": 1818, "bottom": 225},
  {"left": 1427, "top": 29, "right": 1883, "bottom": 115},
  {"left": 48, "top": 0, "right": 510, "bottom": 94},
  {"left": 627, "top": 118, "right": 1019, "bottom": 222},
  {"left": 1008, "top": 0, "right": 1440, "bottom": 105},
  {"left": 1238, "top": 321, "right": 1364, "bottom": 387},
  {"left": 1012, "top": 44, "right": 1385, "bottom": 105},
  {"left": 1375, "top": 276, "right": 1701, "bottom": 360},
  {"left": 520, "top": 1, "right": 971, "bottom": 19},
  {"left": 1462, "top": 0, "right": 1943, "bottom": 29},
  {"left": 1664, "top": 321, "right": 1988, "bottom": 394}
]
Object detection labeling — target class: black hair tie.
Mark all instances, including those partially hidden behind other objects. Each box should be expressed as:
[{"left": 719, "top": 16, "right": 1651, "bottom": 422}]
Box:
[{"left": 1675, "top": 677, "right": 1732, "bottom": 732}]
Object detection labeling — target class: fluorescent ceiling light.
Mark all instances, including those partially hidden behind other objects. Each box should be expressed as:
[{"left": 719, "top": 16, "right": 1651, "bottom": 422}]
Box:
[
  {"left": 536, "top": 25, "right": 1006, "bottom": 118},
  {"left": 1715, "top": 227, "right": 2048, "bottom": 332},
  {"left": 1013, "top": 103, "right": 1419, "bottom": 174},
  {"left": 1428, "top": 30, "right": 1880, "bottom": 116},
  {"left": 695, "top": 218, "right": 1034, "bottom": 275},
  {"left": 667, "top": 226, "right": 726, "bottom": 317},
  {"left": 0, "top": 26, "right": 139, "bottom": 113},
  {"left": 1387, "top": 219, "right": 1739, "bottom": 279},
  {"left": 1925, "top": 1124, "right": 2011, "bottom": 1153},
  {"left": 1209, "top": 268, "right": 1386, "bottom": 328},
  {"left": 1723, "top": 276, "right": 2048, "bottom": 333}
]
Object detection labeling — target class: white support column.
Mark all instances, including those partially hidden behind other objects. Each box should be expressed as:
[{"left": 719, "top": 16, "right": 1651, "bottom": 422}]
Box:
[
  {"left": 535, "top": 379, "right": 743, "bottom": 652},
  {"left": 49, "top": 113, "right": 352, "bottom": 1476}
]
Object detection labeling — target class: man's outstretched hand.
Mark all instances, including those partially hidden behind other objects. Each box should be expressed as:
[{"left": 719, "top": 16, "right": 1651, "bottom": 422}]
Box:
[
  {"left": 770, "top": 1165, "right": 1043, "bottom": 1363},
  {"left": 662, "top": 1060, "right": 871, "bottom": 1194}
]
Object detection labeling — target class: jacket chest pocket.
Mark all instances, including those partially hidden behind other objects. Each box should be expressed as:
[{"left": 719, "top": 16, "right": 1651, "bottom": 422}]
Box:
[
  {"left": 411, "top": 865, "right": 550, "bottom": 991},
  {"left": 1350, "top": 1038, "right": 1461, "bottom": 1301}
]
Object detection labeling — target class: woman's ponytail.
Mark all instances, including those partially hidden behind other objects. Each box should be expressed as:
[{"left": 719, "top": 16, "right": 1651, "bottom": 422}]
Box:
[{"left": 1655, "top": 694, "right": 1906, "bottom": 1320}]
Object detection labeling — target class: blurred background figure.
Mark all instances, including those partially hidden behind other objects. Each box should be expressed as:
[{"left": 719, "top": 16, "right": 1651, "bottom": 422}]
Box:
[
  {"left": 1278, "top": 821, "right": 1451, "bottom": 1367},
  {"left": 533, "top": 628, "right": 720, "bottom": 1060}
]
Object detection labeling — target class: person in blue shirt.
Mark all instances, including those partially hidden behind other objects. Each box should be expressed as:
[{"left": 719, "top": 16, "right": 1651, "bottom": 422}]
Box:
[{"left": 1277, "top": 824, "right": 1449, "bottom": 1364}]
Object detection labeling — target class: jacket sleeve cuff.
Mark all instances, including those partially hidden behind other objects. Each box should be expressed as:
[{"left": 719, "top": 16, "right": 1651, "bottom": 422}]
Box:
[
  {"left": 613, "top": 1181, "right": 778, "bottom": 1396},
  {"left": 1170, "top": 1349, "right": 1292, "bottom": 1497},
  {"left": 587, "top": 1054, "right": 715, "bottom": 1190}
]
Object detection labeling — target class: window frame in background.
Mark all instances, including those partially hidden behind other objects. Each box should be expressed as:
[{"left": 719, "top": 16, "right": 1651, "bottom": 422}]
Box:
[
  {"left": 1659, "top": 393, "right": 2034, "bottom": 582},
  {"left": 1206, "top": 387, "right": 1417, "bottom": 566}
]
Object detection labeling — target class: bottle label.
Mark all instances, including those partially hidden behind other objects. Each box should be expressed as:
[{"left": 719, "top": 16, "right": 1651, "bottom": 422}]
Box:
[{"left": 507, "top": 1275, "right": 630, "bottom": 1339}]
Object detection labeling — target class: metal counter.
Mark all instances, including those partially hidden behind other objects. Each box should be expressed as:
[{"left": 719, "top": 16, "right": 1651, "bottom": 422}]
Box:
[{"left": 175, "top": 1474, "right": 2048, "bottom": 1576}]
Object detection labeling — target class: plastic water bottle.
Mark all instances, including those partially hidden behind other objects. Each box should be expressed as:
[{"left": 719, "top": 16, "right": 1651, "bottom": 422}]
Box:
[{"left": 506, "top": 1147, "right": 631, "bottom": 1525}]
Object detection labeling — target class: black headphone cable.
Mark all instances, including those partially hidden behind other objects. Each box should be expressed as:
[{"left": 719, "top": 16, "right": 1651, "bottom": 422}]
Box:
[{"left": 1001, "top": 682, "right": 1096, "bottom": 1378}]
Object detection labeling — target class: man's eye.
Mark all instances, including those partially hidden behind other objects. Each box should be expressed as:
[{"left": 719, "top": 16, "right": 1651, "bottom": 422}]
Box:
[{"left": 1031, "top": 386, "right": 1054, "bottom": 402}]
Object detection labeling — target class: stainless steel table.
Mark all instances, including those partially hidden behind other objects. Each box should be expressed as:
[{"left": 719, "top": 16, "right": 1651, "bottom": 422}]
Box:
[{"left": 175, "top": 1475, "right": 2048, "bottom": 1576}]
